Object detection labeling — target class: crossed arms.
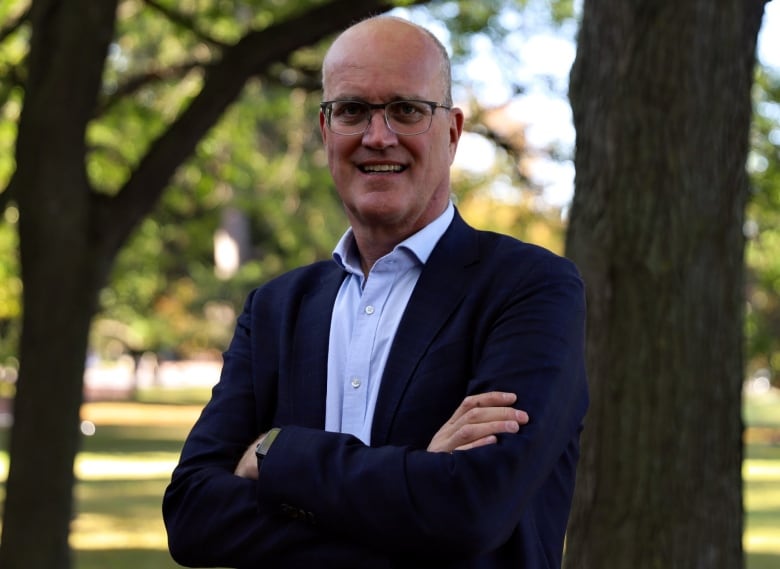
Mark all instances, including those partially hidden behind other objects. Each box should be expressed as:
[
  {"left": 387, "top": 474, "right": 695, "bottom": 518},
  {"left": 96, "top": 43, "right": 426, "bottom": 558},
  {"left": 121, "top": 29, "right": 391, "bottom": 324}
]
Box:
[
  {"left": 163, "top": 251, "right": 588, "bottom": 568},
  {"left": 235, "top": 391, "right": 529, "bottom": 479}
]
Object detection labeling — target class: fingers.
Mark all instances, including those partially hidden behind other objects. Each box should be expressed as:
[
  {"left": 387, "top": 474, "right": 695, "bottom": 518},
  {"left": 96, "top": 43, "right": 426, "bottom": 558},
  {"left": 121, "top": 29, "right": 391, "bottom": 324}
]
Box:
[
  {"left": 427, "top": 392, "right": 529, "bottom": 453},
  {"left": 444, "top": 410, "right": 527, "bottom": 449},
  {"left": 451, "top": 391, "right": 518, "bottom": 420},
  {"left": 455, "top": 434, "right": 497, "bottom": 451},
  {"left": 457, "top": 405, "right": 529, "bottom": 429},
  {"left": 234, "top": 433, "right": 265, "bottom": 479},
  {"left": 447, "top": 392, "right": 528, "bottom": 433},
  {"left": 234, "top": 447, "right": 259, "bottom": 479}
]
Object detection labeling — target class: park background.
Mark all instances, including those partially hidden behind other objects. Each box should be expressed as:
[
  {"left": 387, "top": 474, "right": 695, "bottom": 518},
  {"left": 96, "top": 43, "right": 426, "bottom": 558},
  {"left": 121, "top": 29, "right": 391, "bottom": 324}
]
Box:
[{"left": 0, "top": 0, "right": 779, "bottom": 567}]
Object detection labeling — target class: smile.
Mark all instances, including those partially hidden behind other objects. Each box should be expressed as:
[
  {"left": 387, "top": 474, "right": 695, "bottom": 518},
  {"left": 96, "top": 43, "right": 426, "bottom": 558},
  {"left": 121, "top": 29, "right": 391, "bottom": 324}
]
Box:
[{"left": 359, "top": 164, "right": 406, "bottom": 173}]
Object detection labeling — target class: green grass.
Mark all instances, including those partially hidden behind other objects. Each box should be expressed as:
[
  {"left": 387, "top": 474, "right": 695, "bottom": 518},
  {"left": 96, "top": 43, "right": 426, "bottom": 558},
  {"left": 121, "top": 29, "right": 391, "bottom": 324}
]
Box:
[
  {"left": 0, "top": 395, "right": 204, "bottom": 569},
  {"left": 744, "top": 389, "right": 780, "bottom": 569},
  {"left": 0, "top": 388, "right": 777, "bottom": 568},
  {"left": 72, "top": 400, "right": 200, "bottom": 568}
]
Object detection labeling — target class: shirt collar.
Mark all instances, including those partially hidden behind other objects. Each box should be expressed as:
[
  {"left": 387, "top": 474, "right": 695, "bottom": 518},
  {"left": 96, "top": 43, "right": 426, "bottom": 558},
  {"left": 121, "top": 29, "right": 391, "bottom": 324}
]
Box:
[{"left": 332, "top": 201, "right": 455, "bottom": 273}]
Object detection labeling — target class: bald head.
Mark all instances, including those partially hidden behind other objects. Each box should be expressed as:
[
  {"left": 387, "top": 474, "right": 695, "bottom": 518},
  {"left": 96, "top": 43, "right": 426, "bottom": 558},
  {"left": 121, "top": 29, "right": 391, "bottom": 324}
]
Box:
[{"left": 322, "top": 16, "right": 453, "bottom": 106}]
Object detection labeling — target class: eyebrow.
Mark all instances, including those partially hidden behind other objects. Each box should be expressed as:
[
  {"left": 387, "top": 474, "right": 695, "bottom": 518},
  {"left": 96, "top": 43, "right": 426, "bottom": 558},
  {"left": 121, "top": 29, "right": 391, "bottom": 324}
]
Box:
[{"left": 327, "top": 95, "right": 429, "bottom": 103}]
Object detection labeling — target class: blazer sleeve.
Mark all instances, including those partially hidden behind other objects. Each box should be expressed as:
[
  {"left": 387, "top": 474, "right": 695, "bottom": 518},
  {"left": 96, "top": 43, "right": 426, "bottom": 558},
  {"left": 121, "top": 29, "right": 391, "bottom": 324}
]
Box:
[
  {"left": 162, "top": 290, "right": 392, "bottom": 568},
  {"left": 256, "top": 254, "right": 588, "bottom": 559},
  {"left": 163, "top": 247, "right": 588, "bottom": 566}
]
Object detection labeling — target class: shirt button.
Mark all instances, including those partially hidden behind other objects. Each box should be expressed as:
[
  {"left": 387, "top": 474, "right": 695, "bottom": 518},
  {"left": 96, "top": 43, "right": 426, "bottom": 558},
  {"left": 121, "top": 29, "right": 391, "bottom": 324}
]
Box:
[
  {"left": 364, "top": 305, "right": 375, "bottom": 315},
  {"left": 351, "top": 378, "right": 361, "bottom": 389}
]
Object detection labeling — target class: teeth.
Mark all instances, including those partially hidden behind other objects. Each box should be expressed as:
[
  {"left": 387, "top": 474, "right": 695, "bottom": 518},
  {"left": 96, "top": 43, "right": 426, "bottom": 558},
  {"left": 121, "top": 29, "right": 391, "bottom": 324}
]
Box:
[{"left": 362, "top": 164, "right": 403, "bottom": 173}]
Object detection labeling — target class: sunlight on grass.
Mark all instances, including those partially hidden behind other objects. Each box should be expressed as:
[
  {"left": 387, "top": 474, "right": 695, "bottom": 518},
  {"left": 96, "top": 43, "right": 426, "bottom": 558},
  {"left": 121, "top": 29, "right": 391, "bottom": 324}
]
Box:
[
  {"left": 0, "top": 452, "right": 176, "bottom": 554},
  {"left": 744, "top": 391, "right": 780, "bottom": 566},
  {"left": 0, "top": 453, "right": 178, "bottom": 482},
  {"left": 745, "top": 535, "right": 780, "bottom": 556},
  {"left": 745, "top": 460, "right": 780, "bottom": 482},
  {"left": 76, "top": 454, "right": 178, "bottom": 481},
  {"left": 744, "top": 459, "right": 780, "bottom": 556},
  {"left": 71, "top": 512, "right": 168, "bottom": 550},
  {"left": 81, "top": 401, "right": 202, "bottom": 427},
  {"left": 1, "top": 390, "right": 778, "bottom": 568},
  {"left": 0, "top": 395, "right": 210, "bottom": 568}
]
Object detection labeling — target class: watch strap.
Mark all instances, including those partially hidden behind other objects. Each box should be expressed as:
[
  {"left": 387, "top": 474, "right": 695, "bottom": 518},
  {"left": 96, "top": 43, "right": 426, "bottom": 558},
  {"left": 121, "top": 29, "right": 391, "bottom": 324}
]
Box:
[{"left": 255, "top": 427, "right": 281, "bottom": 461}]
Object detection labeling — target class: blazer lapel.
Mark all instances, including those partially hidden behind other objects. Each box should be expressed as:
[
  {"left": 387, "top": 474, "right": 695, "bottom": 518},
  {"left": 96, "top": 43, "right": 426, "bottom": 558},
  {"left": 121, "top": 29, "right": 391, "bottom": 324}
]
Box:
[
  {"left": 370, "top": 212, "right": 480, "bottom": 445},
  {"left": 289, "top": 265, "right": 345, "bottom": 429}
]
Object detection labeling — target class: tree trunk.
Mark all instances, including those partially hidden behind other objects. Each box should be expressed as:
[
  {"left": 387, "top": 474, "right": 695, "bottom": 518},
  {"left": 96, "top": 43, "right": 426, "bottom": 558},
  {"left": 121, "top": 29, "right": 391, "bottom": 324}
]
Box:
[
  {"left": 0, "top": 1, "right": 119, "bottom": 567},
  {"left": 563, "top": 1, "right": 766, "bottom": 567},
  {"left": 0, "top": 250, "right": 103, "bottom": 569}
]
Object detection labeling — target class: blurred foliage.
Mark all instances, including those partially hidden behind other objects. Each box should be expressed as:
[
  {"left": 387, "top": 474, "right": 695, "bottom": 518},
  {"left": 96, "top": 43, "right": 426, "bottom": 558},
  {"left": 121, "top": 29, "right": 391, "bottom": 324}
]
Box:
[
  {"left": 0, "top": 206, "right": 20, "bottom": 359},
  {"left": 0, "top": 0, "right": 590, "bottom": 362},
  {"left": 0, "top": 0, "right": 24, "bottom": 362},
  {"left": 0, "top": 0, "right": 773, "bottom": 383},
  {"left": 746, "top": 64, "right": 780, "bottom": 386},
  {"left": 98, "top": 80, "right": 343, "bottom": 358}
]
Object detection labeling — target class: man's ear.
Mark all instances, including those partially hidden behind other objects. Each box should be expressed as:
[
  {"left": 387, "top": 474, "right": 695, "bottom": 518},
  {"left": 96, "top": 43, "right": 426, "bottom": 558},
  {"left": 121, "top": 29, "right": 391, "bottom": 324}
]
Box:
[
  {"left": 448, "top": 107, "right": 465, "bottom": 161},
  {"left": 319, "top": 110, "right": 328, "bottom": 144}
]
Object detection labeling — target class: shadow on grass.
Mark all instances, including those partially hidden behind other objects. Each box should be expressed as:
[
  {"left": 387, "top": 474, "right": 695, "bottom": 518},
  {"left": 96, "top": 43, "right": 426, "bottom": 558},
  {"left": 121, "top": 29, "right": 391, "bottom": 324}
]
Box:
[
  {"left": 747, "top": 551, "right": 780, "bottom": 569},
  {"left": 76, "top": 477, "right": 170, "bottom": 513},
  {"left": 80, "top": 425, "right": 189, "bottom": 455},
  {"left": 73, "top": 547, "right": 183, "bottom": 569}
]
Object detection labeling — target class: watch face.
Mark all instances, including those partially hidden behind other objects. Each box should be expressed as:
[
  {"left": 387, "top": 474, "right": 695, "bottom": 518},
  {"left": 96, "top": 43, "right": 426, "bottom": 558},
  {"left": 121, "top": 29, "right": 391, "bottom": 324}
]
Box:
[{"left": 256, "top": 428, "right": 281, "bottom": 457}]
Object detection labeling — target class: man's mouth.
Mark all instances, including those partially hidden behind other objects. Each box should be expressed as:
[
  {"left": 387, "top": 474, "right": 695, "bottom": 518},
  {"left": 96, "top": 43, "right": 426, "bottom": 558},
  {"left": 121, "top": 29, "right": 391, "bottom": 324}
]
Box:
[{"left": 359, "top": 164, "right": 406, "bottom": 174}]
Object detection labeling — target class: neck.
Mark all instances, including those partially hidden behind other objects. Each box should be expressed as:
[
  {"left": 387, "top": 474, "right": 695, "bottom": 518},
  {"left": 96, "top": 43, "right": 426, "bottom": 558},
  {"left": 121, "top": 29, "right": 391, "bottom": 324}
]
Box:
[
  {"left": 348, "top": 199, "right": 450, "bottom": 277},
  {"left": 352, "top": 227, "right": 404, "bottom": 278}
]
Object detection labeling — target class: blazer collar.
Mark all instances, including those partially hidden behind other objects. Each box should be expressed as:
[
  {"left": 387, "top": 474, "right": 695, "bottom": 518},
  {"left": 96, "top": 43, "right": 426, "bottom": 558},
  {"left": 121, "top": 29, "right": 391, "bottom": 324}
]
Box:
[
  {"left": 290, "top": 210, "right": 479, "bottom": 437},
  {"left": 370, "top": 210, "right": 480, "bottom": 444}
]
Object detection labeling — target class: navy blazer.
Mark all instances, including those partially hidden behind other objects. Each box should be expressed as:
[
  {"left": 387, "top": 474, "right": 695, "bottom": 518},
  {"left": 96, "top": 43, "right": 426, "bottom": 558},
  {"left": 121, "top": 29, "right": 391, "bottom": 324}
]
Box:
[{"left": 163, "top": 210, "right": 588, "bottom": 569}]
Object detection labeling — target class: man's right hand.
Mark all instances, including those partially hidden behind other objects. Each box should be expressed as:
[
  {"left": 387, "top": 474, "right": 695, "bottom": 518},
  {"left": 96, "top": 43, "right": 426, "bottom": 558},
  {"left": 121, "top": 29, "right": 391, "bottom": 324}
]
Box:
[{"left": 427, "top": 392, "right": 528, "bottom": 453}]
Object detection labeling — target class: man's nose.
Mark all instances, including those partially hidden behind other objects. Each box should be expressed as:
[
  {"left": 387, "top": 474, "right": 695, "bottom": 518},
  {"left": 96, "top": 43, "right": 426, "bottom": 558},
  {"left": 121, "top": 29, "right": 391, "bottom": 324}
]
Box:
[{"left": 362, "top": 109, "right": 398, "bottom": 147}]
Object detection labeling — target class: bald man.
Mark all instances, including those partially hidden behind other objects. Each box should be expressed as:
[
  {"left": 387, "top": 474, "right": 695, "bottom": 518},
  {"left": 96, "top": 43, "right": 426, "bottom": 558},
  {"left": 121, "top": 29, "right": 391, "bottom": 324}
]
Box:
[{"left": 164, "top": 16, "right": 588, "bottom": 569}]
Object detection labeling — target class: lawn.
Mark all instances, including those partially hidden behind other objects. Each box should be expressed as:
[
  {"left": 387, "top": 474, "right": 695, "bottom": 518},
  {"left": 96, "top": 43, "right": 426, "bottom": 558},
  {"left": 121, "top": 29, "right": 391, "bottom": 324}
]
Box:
[
  {"left": 743, "top": 388, "right": 780, "bottom": 569},
  {"left": 0, "top": 391, "right": 208, "bottom": 569},
  {"left": 0, "top": 387, "right": 778, "bottom": 568}
]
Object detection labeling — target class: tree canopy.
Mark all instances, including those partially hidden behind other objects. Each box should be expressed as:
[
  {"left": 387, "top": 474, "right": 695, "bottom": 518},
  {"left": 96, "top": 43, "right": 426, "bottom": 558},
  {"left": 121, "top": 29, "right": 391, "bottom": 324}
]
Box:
[{"left": 0, "top": 0, "right": 573, "bottom": 363}]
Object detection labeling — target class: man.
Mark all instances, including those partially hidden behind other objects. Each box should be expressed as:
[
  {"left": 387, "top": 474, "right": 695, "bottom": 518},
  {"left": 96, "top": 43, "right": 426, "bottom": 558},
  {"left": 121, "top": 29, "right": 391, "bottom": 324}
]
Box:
[{"left": 163, "top": 15, "right": 588, "bottom": 569}]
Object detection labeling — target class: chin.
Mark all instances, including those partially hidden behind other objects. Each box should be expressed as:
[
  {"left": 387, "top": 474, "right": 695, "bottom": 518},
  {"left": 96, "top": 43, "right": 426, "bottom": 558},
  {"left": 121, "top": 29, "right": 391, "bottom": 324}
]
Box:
[{"left": 351, "top": 200, "right": 410, "bottom": 226}]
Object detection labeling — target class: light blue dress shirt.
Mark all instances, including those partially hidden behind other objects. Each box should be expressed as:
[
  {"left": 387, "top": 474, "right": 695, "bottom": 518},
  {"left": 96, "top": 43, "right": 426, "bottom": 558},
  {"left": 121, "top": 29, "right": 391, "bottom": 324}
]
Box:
[{"left": 325, "top": 202, "right": 455, "bottom": 445}]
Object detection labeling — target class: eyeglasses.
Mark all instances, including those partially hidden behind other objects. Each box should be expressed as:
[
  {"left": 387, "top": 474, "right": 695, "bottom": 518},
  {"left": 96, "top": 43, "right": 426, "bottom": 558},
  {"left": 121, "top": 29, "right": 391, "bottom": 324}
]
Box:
[{"left": 320, "top": 99, "right": 451, "bottom": 136}]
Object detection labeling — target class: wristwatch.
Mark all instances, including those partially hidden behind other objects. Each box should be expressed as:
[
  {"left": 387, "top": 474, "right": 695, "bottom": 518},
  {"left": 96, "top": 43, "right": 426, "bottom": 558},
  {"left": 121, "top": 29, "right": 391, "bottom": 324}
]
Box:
[{"left": 255, "top": 428, "right": 281, "bottom": 464}]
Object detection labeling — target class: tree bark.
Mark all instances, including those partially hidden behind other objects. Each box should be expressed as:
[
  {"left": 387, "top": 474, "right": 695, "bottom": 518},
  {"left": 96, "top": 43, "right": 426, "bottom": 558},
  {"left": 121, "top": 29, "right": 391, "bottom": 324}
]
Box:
[
  {"left": 0, "top": 1, "right": 119, "bottom": 567},
  {"left": 563, "top": 1, "right": 767, "bottom": 567}
]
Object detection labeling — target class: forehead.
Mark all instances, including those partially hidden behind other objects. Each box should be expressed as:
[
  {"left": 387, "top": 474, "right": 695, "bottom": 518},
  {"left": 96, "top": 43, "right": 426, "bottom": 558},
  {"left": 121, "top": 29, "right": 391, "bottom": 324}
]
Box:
[{"left": 323, "top": 20, "right": 444, "bottom": 100}]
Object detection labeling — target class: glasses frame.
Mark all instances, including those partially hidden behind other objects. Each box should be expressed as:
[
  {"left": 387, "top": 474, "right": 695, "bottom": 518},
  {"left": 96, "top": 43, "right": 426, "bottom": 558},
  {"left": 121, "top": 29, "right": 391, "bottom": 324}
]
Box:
[{"left": 320, "top": 99, "right": 452, "bottom": 136}]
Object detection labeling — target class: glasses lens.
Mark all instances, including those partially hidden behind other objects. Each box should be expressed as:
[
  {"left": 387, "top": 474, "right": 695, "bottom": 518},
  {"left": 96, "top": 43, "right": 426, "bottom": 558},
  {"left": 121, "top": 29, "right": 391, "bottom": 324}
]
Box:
[
  {"left": 328, "top": 101, "right": 370, "bottom": 135},
  {"left": 325, "top": 100, "right": 436, "bottom": 135},
  {"left": 386, "top": 101, "right": 433, "bottom": 135}
]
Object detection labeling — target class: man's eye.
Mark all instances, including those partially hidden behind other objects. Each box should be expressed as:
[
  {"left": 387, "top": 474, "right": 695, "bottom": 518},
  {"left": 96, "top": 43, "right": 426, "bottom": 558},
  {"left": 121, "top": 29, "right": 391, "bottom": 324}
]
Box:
[
  {"left": 333, "top": 103, "right": 366, "bottom": 117},
  {"left": 389, "top": 102, "right": 426, "bottom": 122},
  {"left": 398, "top": 103, "right": 420, "bottom": 115}
]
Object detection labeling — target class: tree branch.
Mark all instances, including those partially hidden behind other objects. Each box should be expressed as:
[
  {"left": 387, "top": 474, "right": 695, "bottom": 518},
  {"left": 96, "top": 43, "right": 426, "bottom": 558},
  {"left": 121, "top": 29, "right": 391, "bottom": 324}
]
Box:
[
  {"left": 96, "top": 60, "right": 206, "bottom": 116},
  {"left": 0, "top": 4, "right": 30, "bottom": 44},
  {"left": 0, "top": 64, "right": 25, "bottom": 110},
  {"left": 0, "top": 173, "right": 15, "bottom": 213},
  {"left": 0, "top": 6, "right": 30, "bottom": 109},
  {"left": 95, "top": 0, "right": 430, "bottom": 257},
  {"left": 142, "top": 0, "right": 230, "bottom": 49}
]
